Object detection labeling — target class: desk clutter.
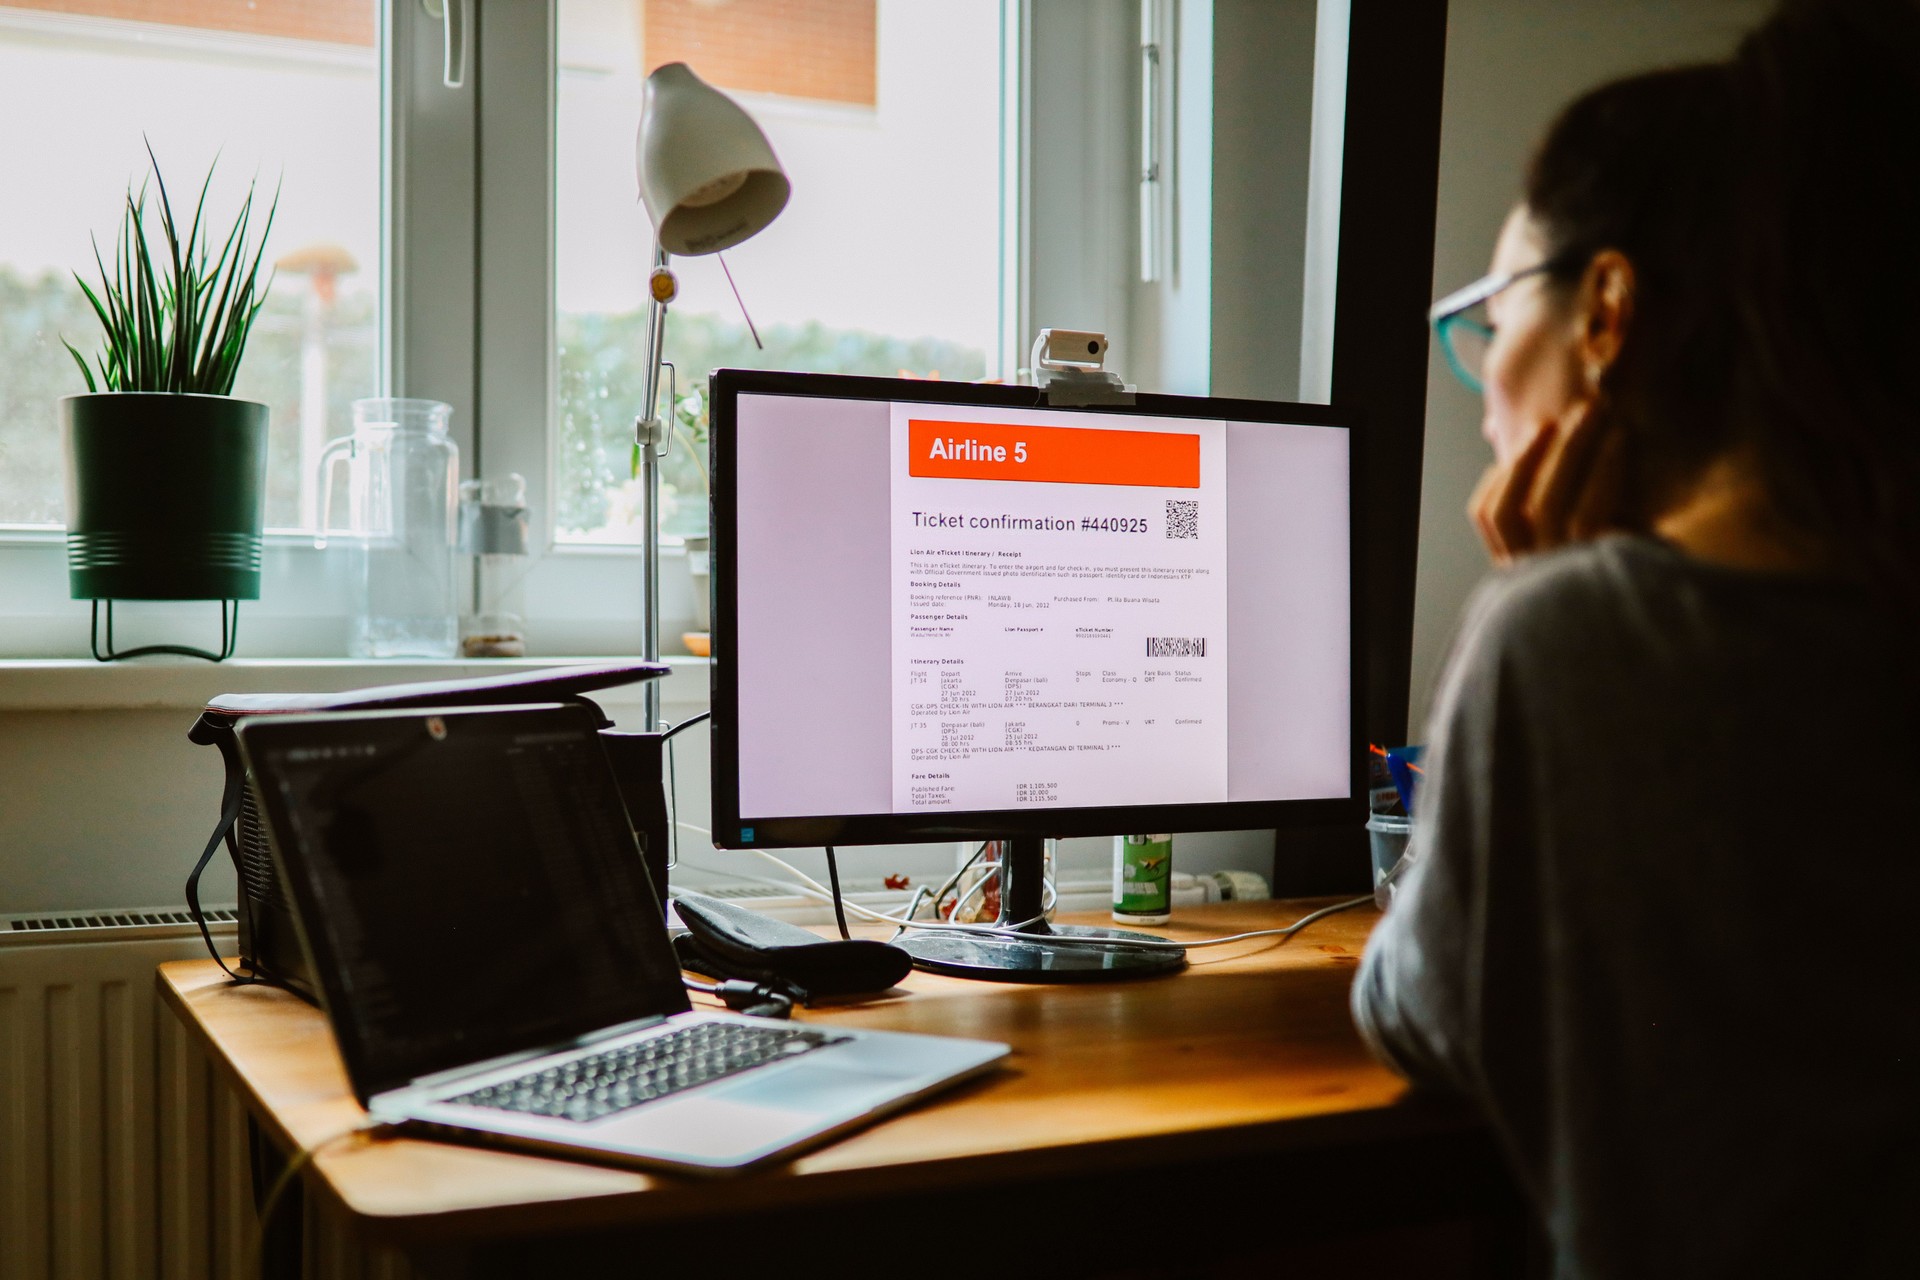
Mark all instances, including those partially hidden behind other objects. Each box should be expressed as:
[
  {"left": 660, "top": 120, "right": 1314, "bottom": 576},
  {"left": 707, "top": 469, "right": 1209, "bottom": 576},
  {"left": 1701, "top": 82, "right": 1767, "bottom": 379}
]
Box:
[{"left": 185, "top": 682, "right": 1005, "bottom": 1175}]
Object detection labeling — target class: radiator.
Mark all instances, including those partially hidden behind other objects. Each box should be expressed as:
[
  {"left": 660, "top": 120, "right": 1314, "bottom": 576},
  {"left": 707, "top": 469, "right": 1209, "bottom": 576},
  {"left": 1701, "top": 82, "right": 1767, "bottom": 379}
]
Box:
[{"left": 0, "top": 911, "right": 416, "bottom": 1280}]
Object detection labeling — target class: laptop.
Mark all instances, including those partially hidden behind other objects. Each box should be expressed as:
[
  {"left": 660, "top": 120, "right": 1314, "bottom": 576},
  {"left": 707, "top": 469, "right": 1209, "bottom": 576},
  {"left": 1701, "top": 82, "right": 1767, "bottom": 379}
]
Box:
[{"left": 235, "top": 703, "right": 1008, "bottom": 1174}]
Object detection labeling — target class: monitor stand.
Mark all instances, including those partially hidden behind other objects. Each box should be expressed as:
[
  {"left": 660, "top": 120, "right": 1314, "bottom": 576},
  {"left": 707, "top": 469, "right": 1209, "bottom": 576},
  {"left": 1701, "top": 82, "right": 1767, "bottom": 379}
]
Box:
[{"left": 896, "top": 837, "right": 1186, "bottom": 983}]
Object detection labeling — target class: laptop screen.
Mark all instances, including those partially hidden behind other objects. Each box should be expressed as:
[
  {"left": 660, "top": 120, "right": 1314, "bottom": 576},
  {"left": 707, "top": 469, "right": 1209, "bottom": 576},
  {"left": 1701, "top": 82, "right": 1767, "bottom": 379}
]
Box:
[{"left": 239, "top": 704, "right": 689, "bottom": 1101}]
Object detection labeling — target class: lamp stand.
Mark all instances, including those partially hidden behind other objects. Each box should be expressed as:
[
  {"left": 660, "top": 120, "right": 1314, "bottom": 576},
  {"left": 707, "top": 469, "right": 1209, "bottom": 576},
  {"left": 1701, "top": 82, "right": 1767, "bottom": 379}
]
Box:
[{"left": 637, "top": 243, "right": 672, "bottom": 733}]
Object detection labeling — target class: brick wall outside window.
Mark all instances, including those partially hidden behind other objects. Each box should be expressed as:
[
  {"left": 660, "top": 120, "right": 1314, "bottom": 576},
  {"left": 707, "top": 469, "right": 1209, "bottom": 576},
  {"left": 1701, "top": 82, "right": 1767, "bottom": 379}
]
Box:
[
  {"left": 9, "top": 1, "right": 878, "bottom": 105},
  {"left": 4, "top": 0, "right": 375, "bottom": 46},
  {"left": 644, "top": 0, "right": 876, "bottom": 107}
]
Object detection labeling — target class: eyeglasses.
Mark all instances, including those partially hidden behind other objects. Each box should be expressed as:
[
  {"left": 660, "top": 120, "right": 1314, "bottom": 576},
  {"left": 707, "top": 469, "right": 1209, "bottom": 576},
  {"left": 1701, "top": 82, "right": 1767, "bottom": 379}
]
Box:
[{"left": 1427, "top": 260, "right": 1562, "bottom": 394}]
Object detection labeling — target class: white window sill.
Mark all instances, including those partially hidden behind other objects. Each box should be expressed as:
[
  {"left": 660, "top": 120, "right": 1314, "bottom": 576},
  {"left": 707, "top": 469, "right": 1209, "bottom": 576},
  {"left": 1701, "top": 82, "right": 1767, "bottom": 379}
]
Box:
[
  {"left": 0, "top": 525, "right": 669, "bottom": 555},
  {"left": 0, "top": 535, "right": 701, "bottom": 659},
  {"left": 0, "top": 655, "right": 711, "bottom": 713}
]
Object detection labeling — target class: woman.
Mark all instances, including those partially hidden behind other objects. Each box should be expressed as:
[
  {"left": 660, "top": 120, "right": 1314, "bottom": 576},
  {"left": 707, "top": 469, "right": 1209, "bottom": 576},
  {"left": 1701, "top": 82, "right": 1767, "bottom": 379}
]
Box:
[{"left": 1352, "top": 1, "right": 1920, "bottom": 1275}]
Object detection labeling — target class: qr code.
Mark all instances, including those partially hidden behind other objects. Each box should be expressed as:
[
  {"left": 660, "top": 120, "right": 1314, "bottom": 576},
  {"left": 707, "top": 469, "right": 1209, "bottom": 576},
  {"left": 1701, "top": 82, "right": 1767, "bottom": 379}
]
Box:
[{"left": 1166, "top": 499, "right": 1198, "bottom": 539}]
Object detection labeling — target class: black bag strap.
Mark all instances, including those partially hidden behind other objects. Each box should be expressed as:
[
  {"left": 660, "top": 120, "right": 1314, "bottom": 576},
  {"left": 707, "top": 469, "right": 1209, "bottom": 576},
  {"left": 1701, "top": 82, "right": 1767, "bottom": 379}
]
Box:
[{"left": 187, "top": 730, "right": 256, "bottom": 985}]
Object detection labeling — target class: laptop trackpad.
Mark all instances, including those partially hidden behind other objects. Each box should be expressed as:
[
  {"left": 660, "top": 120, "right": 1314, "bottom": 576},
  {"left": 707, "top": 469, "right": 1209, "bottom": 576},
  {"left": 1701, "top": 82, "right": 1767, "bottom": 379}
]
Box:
[{"left": 717, "top": 1064, "right": 913, "bottom": 1115}]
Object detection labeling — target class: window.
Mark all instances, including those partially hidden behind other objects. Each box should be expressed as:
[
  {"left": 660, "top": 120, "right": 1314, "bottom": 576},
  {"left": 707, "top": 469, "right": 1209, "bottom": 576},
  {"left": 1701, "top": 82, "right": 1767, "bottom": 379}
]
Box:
[
  {"left": 552, "top": 0, "right": 1003, "bottom": 543},
  {"left": 0, "top": 1, "right": 381, "bottom": 533},
  {"left": 0, "top": 0, "right": 1166, "bottom": 667},
  {"left": 0, "top": 0, "right": 1018, "bottom": 657}
]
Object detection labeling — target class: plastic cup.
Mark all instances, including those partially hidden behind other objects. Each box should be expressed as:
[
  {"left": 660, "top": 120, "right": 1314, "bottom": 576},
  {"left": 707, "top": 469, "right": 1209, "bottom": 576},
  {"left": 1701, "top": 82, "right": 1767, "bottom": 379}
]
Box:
[{"left": 1365, "top": 814, "right": 1412, "bottom": 910}]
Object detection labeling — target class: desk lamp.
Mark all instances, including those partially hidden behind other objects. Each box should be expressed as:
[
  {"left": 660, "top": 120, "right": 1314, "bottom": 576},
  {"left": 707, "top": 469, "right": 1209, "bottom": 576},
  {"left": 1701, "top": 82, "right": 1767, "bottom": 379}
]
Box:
[{"left": 635, "top": 62, "right": 790, "bottom": 729}]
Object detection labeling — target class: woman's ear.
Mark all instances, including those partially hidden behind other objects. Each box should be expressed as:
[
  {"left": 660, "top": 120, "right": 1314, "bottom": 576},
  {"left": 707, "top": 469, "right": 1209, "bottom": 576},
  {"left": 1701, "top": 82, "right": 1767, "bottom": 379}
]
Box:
[{"left": 1577, "top": 250, "right": 1635, "bottom": 392}]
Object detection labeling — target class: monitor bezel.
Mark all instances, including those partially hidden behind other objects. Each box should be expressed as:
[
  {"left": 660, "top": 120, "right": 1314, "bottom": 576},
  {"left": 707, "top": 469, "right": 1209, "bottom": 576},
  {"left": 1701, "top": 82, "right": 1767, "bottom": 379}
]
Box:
[{"left": 708, "top": 368, "right": 1365, "bottom": 850}]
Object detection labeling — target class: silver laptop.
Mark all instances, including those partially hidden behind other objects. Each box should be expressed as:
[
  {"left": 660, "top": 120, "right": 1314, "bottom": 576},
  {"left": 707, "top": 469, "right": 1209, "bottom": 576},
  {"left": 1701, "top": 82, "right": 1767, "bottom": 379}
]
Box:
[{"left": 236, "top": 703, "right": 1007, "bottom": 1175}]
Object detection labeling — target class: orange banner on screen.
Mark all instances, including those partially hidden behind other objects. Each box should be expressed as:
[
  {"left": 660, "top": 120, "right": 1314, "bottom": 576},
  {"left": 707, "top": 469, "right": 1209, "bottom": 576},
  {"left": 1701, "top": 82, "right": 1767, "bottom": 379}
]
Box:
[{"left": 908, "top": 420, "right": 1199, "bottom": 488}]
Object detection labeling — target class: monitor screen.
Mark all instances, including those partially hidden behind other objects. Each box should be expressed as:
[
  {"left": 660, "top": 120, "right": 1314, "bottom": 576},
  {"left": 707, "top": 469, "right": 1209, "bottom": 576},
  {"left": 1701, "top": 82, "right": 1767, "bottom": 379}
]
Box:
[{"left": 710, "top": 371, "right": 1358, "bottom": 848}]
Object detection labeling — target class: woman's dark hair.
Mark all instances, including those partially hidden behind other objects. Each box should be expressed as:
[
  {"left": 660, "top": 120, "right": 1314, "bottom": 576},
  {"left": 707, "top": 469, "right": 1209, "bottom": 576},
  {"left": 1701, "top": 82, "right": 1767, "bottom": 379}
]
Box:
[{"left": 1524, "top": 0, "right": 1920, "bottom": 602}]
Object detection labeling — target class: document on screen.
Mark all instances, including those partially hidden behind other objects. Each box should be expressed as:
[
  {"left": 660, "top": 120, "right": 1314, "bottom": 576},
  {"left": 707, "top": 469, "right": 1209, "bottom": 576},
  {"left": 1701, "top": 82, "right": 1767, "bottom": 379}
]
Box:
[{"left": 889, "top": 405, "right": 1228, "bottom": 813}]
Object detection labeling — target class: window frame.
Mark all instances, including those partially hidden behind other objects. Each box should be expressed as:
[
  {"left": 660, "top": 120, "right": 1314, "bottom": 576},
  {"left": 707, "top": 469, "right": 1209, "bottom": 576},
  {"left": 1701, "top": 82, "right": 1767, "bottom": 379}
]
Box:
[
  {"left": 0, "top": 0, "right": 1164, "bottom": 662},
  {"left": 451, "top": 0, "right": 1050, "bottom": 657}
]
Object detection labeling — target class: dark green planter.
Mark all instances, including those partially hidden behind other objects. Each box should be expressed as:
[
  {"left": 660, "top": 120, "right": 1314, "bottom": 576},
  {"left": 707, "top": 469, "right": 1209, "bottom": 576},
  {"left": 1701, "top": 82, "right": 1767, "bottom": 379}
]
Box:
[{"left": 62, "top": 393, "right": 269, "bottom": 601}]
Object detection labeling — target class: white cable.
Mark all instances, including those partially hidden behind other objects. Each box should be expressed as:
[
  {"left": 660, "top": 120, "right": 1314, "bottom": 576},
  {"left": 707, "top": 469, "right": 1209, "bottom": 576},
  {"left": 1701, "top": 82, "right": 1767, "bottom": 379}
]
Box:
[
  {"left": 669, "top": 864, "right": 1055, "bottom": 932},
  {"left": 670, "top": 847, "right": 1357, "bottom": 950},
  {"left": 888, "top": 908, "right": 1055, "bottom": 936},
  {"left": 674, "top": 861, "right": 913, "bottom": 924},
  {"left": 940, "top": 858, "right": 1056, "bottom": 923},
  {"left": 667, "top": 864, "right": 840, "bottom": 901},
  {"left": 890, "top": 894, "right": 1376, "bottom": 950},
  {"left": 946, "top": 863, "right": 994, "bottom": 921},
  {"left": 672, "top": 826, "right": 1057, "bottom": 927},
  {"left": 674, "top": 826, "right": 872, "bottom": 910},
  {"left": 742, "top": 848, "right": 925, "bottom": 924},
  {"left": 669, "top": 823, "right": 1360, "bottom": 950},
  {"left": 672, "top": 837, "right": 938, "bottom": 926}
]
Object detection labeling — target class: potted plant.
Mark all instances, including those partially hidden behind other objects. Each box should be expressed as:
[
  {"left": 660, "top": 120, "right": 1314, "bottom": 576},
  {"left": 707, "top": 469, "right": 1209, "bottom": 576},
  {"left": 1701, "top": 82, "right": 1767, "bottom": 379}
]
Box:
[{"left": 61, "top": 148, "right": 276, "bottom": 660}]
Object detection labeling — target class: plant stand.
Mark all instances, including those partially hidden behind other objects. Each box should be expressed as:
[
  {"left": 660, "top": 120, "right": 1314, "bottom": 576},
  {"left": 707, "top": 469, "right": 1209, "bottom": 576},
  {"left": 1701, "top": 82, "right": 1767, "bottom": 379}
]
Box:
[{"left": 90, "top": 599, "right": 241, "bottom": 662}]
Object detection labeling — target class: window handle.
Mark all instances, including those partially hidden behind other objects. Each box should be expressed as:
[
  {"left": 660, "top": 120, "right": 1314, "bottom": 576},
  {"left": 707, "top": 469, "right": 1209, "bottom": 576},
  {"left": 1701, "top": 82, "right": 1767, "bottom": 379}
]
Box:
[
  {"left": 422, "top": 0, "right": 468, "bottom": 89},
  {"left": 1139, "top": 0, "right": 1162, "bottom": 283}
]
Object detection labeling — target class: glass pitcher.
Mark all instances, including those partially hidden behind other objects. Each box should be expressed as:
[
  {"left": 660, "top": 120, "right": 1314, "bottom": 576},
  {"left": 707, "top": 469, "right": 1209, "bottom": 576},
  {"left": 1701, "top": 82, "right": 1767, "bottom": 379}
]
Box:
[{"left": 316, "top": 398, "right": 460, "bottom": 658}]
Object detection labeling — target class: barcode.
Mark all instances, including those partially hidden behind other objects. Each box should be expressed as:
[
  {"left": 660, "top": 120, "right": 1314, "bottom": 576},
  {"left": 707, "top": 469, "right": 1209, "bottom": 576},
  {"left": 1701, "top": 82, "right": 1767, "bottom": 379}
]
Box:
[
  {"left": 1166, "top": 499, "right": 1198, "bottom": 539},
  {"left": 1147, "top": 637, "right": 1206, "bottom": 657}
]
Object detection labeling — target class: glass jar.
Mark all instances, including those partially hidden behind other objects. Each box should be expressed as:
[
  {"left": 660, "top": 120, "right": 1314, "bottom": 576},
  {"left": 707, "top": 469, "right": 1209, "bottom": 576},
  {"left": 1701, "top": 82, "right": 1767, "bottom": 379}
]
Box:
[{"left": 457, "top": 474, "right": 531, "bottom": 657}]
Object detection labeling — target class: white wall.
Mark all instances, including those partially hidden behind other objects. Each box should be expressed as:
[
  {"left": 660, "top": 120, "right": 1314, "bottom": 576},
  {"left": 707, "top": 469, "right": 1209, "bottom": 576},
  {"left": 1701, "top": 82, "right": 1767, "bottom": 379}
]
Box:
[
  {"left": 1210, "top": 0, "right": 1317, "bottom": 403},
  {"left": 0, "top": 662, "right": 707, "bottom": 915},
  {"left": 1409, "top": 0, "right": 1769, "bottom": 734}
]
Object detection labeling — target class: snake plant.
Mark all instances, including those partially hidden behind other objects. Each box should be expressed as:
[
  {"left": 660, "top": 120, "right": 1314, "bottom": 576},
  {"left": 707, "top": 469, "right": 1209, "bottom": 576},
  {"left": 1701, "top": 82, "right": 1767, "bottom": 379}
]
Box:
[{"left": 64, "top": 144, "right": 278, "bottom": 396}]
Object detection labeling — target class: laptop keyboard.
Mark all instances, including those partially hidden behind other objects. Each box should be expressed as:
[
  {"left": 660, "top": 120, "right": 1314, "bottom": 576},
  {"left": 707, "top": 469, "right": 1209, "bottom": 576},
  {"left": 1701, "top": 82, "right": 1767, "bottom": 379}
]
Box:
[{"left": 447, "top": 1021, "right": 847, "bottom": 1124}]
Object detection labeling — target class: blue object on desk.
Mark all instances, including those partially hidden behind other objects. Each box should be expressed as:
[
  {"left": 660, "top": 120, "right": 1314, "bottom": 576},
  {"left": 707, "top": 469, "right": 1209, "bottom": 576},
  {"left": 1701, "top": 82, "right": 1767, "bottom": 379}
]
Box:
[{"left": 1385, "top": 745, "right": 1425, "bottom": 816}]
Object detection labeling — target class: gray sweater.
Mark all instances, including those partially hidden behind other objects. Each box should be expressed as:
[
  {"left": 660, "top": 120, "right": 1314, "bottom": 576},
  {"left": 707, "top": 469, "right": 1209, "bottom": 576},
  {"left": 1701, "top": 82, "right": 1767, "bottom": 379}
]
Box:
[{"left": 1352, "top": 535, "right": 1920, "bottom": 1278}]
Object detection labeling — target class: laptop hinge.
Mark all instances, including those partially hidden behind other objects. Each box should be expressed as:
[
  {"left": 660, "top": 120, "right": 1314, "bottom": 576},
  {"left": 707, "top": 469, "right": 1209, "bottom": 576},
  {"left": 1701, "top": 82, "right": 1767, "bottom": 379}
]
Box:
[{"left": 404, "top": 1014, "right": 671, "bottom": 1094}]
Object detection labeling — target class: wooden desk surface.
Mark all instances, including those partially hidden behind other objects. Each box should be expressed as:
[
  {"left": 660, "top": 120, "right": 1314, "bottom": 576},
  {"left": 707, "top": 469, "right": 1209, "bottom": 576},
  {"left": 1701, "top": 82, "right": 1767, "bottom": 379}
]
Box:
[{"left": 157, "top": 900, "right": 1473, "bottom": 1247}]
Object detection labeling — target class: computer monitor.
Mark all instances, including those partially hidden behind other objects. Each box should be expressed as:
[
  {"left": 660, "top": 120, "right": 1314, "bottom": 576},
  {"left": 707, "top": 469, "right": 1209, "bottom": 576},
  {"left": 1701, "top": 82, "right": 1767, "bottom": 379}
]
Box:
[{"left": 709, "top": 369, "right": 1359, "bottom": 981}]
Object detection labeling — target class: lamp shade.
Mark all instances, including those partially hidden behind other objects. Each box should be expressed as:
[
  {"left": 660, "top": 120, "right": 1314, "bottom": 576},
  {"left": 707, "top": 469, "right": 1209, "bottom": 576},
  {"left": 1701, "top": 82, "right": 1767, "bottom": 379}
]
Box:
[{"left": 637, "top": 62, "right": 790, "bottom": 257}]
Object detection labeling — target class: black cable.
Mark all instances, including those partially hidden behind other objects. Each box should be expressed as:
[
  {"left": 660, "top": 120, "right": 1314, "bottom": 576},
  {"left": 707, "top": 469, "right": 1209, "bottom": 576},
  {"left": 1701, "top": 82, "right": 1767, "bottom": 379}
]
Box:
[
  {"left": 187, "top": 749, "right": 256, "bottom": 986},
  {"left": 663, "top": 710, "right": 710, "bottom": 739},
  {"left": 254, "top": 1123, "right": 388, "bottom": 1274},
  {"left": 682, "top": 975, "right": 794, "bottom": 1019},
  {"left": 897, "top": 885, "right": 932, "bottom": 925},
  {"left": 822, "top": 844, "right": 852, "bottom": 940},
  {"left": 666, "top": 727, "right": 681, "bottom": 873}
]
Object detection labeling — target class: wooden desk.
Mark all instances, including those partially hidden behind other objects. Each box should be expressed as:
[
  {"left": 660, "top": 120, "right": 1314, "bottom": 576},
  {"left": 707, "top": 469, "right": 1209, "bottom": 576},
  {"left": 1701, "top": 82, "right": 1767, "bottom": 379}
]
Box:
[{"left": 158, "top": 900, "right": 1526, "bottom": 1278}]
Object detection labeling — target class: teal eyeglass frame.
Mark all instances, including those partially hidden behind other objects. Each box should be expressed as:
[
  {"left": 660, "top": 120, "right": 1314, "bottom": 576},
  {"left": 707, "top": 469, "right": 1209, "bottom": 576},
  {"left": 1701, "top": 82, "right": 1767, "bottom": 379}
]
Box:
[{"left": 1427, "top": 259, "right": 1564, "bottom": 394}]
